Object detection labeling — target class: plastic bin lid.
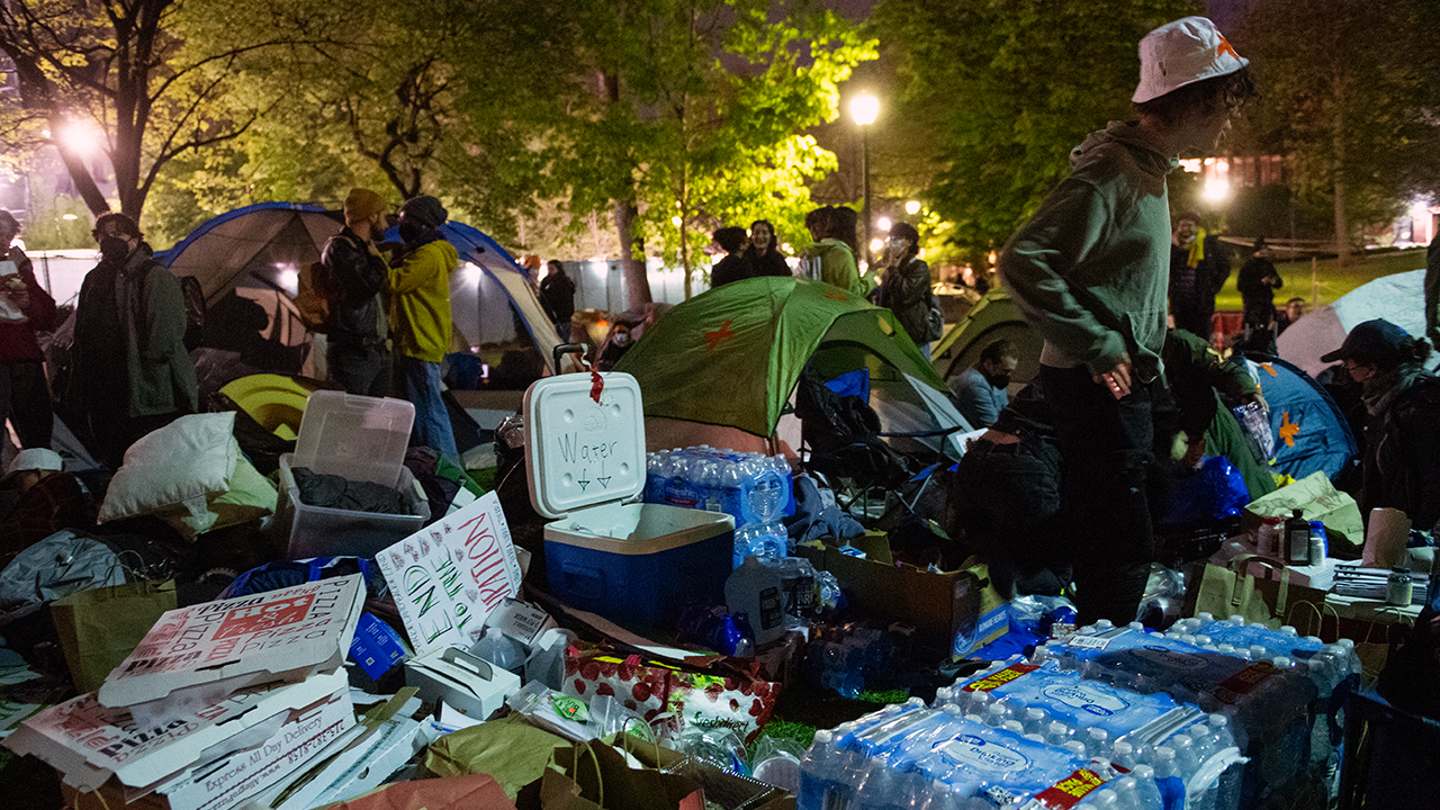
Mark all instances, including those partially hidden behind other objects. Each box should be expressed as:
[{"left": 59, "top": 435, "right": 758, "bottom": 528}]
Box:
[
  {"left": 292, "top": 391, "right": 415, "bottom": 488},
  {"left": 523, "top": 371, "right": 646, "bottom": 519}
]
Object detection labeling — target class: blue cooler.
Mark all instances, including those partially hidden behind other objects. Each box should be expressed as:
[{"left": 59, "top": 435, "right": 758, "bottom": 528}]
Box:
[{"left": 523, "top": 372, "right": 735, "bottom": 629}]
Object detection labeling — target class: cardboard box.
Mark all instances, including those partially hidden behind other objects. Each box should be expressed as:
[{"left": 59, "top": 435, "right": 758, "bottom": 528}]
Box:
[
  {"left": 5, "top": 670, "right": 349, "bottom": 794},
  {"left": 274, "top": 391, "right": 431, "bottom": 559},
  {"left": 238, "top": 692, "right": 424, "bottom": 810},
  {"left": 60, "top": 686, "right": 354, "bottom": 810},
  {"left": 97, "top": 575, "right": 365, "bottom": 723},
  {"left": 796, "top": 538, "right": 1007, "bottom": 657}
]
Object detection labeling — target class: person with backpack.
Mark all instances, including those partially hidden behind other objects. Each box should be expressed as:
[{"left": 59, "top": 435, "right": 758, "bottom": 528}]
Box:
[
  {"left": 70, "top": 213, "right": 197, "bottom": 467},
  {"left": 876, "top": 222, "right": 936, "bottom": 355},
  {"left": 320, "top": 188, "right": 391, "bottom": 396}
]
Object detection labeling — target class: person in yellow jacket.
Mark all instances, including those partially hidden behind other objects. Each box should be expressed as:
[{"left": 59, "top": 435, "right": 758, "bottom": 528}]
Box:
[{"left": 389, "top": 195, "right": 460, "bottom": 464}]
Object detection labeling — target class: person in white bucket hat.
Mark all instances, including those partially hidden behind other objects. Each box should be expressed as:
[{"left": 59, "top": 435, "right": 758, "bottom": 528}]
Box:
[{"left": 998, "top": 16, "right": 1253, "bottom": 625}]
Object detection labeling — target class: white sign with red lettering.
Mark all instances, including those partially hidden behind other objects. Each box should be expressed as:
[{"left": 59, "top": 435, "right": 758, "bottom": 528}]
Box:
[
  {"left": 96, "top": 576, "right": 365, "bottom": 715},
  {"left": 375, "top": 491, "right": 521, "bottom": 656}
]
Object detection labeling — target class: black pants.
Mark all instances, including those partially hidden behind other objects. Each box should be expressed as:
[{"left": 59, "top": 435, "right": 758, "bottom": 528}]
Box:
[
  {"left": 0, "top": 361, "right": 52, "bottom": 449},
  {"left": 1040, "top": 364, "right": 1156, "bottom": 625}
]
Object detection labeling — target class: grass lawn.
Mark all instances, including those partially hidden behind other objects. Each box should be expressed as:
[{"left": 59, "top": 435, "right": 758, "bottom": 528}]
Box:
[{"left": 1213, "top": 246, "right": 1428, "bottom": 312}]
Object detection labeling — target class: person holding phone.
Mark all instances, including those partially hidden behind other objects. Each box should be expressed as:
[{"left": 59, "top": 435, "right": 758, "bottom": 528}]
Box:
[{"left": 0, "top": 211, "right": 57, "bottom": 457}]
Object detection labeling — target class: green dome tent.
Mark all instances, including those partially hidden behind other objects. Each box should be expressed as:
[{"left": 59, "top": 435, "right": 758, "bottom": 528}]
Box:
[
  {"left": 613, "top": 276, "right": 972, "bottom": 458},
  {"left": 930, "top": 289, "right": 1043, "bottom": 386}
]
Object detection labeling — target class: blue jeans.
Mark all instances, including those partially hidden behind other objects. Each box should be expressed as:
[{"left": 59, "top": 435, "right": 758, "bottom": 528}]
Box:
[{"left": 399, "top": 356, "right": 458, "bottom": 466}]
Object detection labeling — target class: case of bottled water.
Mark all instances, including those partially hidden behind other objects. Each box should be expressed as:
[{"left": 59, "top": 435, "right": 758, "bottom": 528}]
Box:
[
  {"left": 645, "top": 446, "right": 795, "bottom": 531},
  {"left": 936, "top": 657, "right": 1243, "bottom": 810},
  {"left": 797, "top": 699, "right": 1171, "bottom": 810},
  {"left": 1034, "top": 618, "right": 1350, "bottom": 806}
]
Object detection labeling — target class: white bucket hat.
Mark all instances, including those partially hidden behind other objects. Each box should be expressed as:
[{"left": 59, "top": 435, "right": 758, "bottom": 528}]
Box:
[
  {"left": 4, "top": 447, "right": 62, "bottom": 481},
  {"left": 1132, "top": 16, "right": 1249, "bottom": 104}
]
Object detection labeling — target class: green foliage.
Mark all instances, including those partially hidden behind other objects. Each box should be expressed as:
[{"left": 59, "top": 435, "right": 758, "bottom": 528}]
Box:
[
  {"left": 1234, "top": 0, "right": 1440, "bottom": 246},
  {"left": 15, "top": 186, "right": 92, "bottom": 250},
  {"left": 872, "top": 0, "right": 1199, "bottom": 256},
  {"left": 552, "top": 0, "right": 877, "bottom": 291}
]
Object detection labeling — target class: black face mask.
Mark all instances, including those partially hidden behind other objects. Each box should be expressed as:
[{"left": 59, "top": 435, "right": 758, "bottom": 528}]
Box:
[
  {"left": 99, "top": 236, "right": 132, "bottom": 264},
  {"left": 398, "top": 221, "right": 426, "bottom": 243},
  {"left": 984, "top": 372, "right": 1011, "bottom": 390}
]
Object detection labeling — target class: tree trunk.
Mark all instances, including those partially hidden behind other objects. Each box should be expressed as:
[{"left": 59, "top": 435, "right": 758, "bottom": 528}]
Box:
[
  {"left": 614, "top": 197, "right": 651, "bottom": 309},
  {"left": 1331, "top": 57, "right": 1351, "bottom": 267},
  {"left": 599, "top": 69, "right": 651, "bottom": 308},
  {"left": 55, "top": 144, "right": 111, "bottom": 216}
]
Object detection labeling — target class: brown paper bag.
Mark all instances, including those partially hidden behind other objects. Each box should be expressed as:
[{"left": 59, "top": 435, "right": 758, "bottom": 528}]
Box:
[
  {"left": 518, "top": 739, "right": 704, "bottom": 810},
  {"left": 425, "top": 713, "right": 570, "bottom": 799},
  {"left": 50, "top": 578, "right": 177, "bottom": 692},
  {"left": 1243, "top": 471, "right": 1364, "bottom": 554},
  {"left": 1184, "top": 555, "right": 1328, "bottom": 629}
]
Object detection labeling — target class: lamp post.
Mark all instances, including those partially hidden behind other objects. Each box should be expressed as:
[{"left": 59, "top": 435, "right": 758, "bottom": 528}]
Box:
[{"left": 850, "top": 93, "right": 878, "bottom": 269}]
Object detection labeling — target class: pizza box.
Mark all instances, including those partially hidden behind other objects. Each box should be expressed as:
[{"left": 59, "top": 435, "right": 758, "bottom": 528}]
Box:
[{"left": 96, "top": 576, "right": 365, "bottom": 724}]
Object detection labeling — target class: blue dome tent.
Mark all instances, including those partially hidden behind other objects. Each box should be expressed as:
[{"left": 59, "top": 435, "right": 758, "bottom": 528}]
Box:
[
  {"left": 1242, "top": 355, "right": 1357, "bottom": 482},
  {"left": 154, "top": 202, "right": 560, "bottom": 377}
]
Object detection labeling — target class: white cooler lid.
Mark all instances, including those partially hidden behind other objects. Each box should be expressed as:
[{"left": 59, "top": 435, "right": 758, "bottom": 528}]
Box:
[
  {"left": 523, "top": 372, "right": 646, "bottom": 519},
  {"left": 293, "top": 391, "right": 415, "bottom": 487}
]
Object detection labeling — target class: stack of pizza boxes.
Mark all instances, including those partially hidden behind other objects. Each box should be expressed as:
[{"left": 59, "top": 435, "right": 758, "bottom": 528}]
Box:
[{"left": 6, "top": 575, "right": 366, "bottom": 810}]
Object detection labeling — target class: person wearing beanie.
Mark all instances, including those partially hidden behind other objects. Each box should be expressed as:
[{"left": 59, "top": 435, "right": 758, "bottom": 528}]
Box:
[
  {"left": 320, "top": 188, "right": 392, "bottom": 397},
  {"left": 388, "top": 195, "right": 459, "bottom": 464},
  {"left": 1321, "top": 319, "right": 1440, "bottom": 529},
  {"left": 0, "top": 211, "right": 57, "bottom": 458},
  {"left": 998, "top": 16, "right": 1255, "bottom": 625}
]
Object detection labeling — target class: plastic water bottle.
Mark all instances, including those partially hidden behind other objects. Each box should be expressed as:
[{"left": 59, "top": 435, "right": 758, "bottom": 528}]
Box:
[
  {"left": 1087, "top": 788, "right": 1121, "bottom": 809},
  {"left": 1110, "top": 740, "right": 1138, "bottom": 770},
  {"left": 726, "top": 556, "right": 786, "bottom": 646},
  {"left": 1044, "top": 720, "right": 1071, "bottom": 748},
  {"left": 919, "top": 781, "right": 969, "bottom": 810},
  {"left": 798, "top": 730, "right": 844, "bottom": 810},
  {"left": 1150, "top": 747, "right": 1185, "bottom": 810},
  {"left": 1127, "top": 765, "right": 1164, "bottom": 810},
  {"left": 1085, "top": 728, "right": 1111, "bottom": 759},
  {"left": 851, "top": 760, "right": 909, "bottom": 810}
]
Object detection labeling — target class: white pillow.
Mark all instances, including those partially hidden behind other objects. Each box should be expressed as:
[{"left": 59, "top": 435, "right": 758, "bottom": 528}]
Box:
[
  {"left": 158, "top": 448, "right": 277, "bottom": 540},
  {"left": 98, "top": 412, "right": 239, "bottom": 525}
]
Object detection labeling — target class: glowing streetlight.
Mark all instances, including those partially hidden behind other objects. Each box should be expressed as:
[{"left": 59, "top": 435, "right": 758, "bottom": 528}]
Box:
[
  {"left": 876, "top": 216, "right": 892, "bottom": 233},
  {"left": 850, "top": 92, "right": 879, "bottom": 267},
  {"left": 905, "top": 200, "right": 921, "bottom": 215},
  {"left": 1203, "top": 178, "right": 1231, "bottom": 202},
  {"left": 671, "top": 215, "right": 683, "bottom": 227},
  {"left": 58, "top": 122, "right": 104, "bottom": 155}
]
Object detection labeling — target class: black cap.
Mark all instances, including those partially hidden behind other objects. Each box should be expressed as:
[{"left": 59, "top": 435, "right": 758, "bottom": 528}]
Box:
[{"left": 1319, "top": 319, "right": 1409, "bottom": 366}]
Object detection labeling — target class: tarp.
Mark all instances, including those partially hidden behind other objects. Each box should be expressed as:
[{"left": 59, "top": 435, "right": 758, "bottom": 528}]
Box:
[
  {"left": 1277, "top": 268, "right": 1438, "bottom": 379},
  {"left": 1243, "top": 355, "right": 1357, "bottom": 482},
  {"left": 613, "top": 276, "right": 970, "bottom": 456},
  {"left": 154, "top": 202, "right": 560, "bottom": 374},
  {"left": 929, "top": 289, "right": 1043, "bottom": 385}
]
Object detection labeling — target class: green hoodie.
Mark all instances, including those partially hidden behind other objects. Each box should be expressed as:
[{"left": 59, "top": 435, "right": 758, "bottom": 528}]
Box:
[{"left": 998, "top": 121, "right": 1177, "bottom": 383}]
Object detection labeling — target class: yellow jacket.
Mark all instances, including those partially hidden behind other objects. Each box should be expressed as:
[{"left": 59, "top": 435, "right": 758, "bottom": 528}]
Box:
[{"left": 388, "top": 237, "right": 459, "bottom": 362}]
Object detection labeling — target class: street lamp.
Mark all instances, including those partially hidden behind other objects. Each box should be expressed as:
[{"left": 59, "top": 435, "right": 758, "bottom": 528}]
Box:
[{"left": 850, "top": 93, "right": 878, "bottom": 269}]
